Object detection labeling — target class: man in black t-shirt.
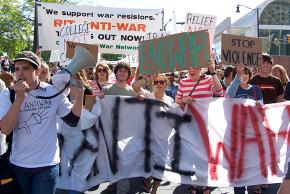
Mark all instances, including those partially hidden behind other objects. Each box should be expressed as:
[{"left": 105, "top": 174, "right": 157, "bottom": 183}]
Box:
[
  {"left": 250, "top": 53, "right": 284, "bottom": 104},
  {"left": 249, "top": 53, "right": 284, "bottom": 194}
]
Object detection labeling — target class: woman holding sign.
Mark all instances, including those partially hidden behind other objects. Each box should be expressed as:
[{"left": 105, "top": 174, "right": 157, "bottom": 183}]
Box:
[
  {"left": 132, "top": 74, "right": 173, "bottom": 194},
  {"left": 175, "top": 64, "right": 223, "bottom": 194},
  {"left": 226, "top": 64, "right": 263, "bottom": 194}
]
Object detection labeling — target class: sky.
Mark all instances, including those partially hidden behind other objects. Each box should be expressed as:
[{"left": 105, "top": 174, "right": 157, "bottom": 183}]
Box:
[{"left": 79, "top": 0, "right": 266, "bottom": 28}]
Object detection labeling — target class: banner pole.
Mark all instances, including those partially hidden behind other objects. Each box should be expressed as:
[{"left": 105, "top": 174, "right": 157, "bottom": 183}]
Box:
[{"left": 33, "top": 0, "right": 40, "bottom": 53}]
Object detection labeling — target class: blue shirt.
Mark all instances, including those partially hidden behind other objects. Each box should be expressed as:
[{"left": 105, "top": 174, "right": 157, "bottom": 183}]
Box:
[
  {"left": 165, "top": 83, "right": 178, "bottom": 100},
  {"left": 226, "top": 75, "right": 264, "bottom": 104}
]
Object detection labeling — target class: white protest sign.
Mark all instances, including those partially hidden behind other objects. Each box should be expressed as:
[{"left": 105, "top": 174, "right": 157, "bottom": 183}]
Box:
[
  {"left": 57, "top": 96, "right": 290, "bottom": 191},
  {"left": 37, "top": 2, "right": 163, "bottom": 54},
  {"left": 184, "top": 12, "right": 217, "bottom": 48},
  {"left": 58, "top": 23, "right": 92, "bottom": 66},
  {"left": 49, "top": 50, "right": 61, "bottom": 62}
]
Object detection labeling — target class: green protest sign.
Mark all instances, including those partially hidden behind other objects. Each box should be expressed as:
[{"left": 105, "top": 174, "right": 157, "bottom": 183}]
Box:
[{"left": 138, "top": 31, "right": 210, "bottom": 74}]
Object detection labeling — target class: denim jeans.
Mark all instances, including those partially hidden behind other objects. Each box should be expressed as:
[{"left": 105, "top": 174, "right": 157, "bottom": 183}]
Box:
[
  {"left": 234, "top": 186, "right": 246, "bottom": 194},
  {"left": 116, "top": 178, "right": 130, "bottom": 194},
  {"left": 67, "top": 190, "right": 83, "bottom": 194},
  {"left": 11, "top": 163, "right": 59, "bottom": 194}
]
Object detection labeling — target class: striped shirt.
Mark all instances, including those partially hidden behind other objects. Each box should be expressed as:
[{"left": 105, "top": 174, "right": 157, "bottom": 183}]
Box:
[
  {"left": 88, "top": 80, "right": 113, "bottom": 95},
  {"left": 176, "top": 75, "right": 223, "bottom": 99}
]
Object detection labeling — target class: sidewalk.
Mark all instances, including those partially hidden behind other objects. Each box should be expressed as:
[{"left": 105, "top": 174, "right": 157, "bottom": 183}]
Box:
[{"left": 56, "top": 178, "right": 280, "bottom": 194}]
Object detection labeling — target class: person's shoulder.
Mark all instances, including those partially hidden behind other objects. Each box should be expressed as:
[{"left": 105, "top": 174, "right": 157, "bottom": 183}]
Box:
[
  {"left": 103, "top": 83, "right": 114, "bottom": 90},
  {"left": 269, "top": 74, "right": 282, "bottom": 82},
  {"left": 251, "top": 74, "right": 260, "bottom": 80},
  {"left": 179, "top": 77, "right": 190, "bottom": 83},
  {"left": 203, "top": 74, "right": 212, "bottom": 80},
  {"left": 125, "top": 84, "right": 134, "bottom": 89},
  {"left": 41, "top": 82, "right": 61, "bottom": 94},
  {"left": 249, "top": 74, "right": 260, "bottom": 83},
  {"left": 125, "top": 85, "right": 136, "bottom": 94}
]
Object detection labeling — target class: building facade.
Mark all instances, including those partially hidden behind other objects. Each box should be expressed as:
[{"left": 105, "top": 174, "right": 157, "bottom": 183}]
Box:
[{"left": 214, "top": 0, "right": 290, "bottom": 66}]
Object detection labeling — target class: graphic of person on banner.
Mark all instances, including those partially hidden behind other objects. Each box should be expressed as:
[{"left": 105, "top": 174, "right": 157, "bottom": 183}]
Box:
[{"left": 175, "top": 64, "right": 223, "bottom": 194}]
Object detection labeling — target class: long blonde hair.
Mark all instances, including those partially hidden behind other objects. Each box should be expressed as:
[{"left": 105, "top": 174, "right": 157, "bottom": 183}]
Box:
[{"left": 272, "top": 64, "right": 289, "bottom": 86}]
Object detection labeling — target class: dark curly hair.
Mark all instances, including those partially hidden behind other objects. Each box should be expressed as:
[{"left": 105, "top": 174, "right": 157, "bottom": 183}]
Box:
[{"left": 114, "top": 62, "right": 131, "bottom": 80}]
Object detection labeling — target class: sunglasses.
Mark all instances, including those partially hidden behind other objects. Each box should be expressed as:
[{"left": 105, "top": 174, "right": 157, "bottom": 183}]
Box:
[
  {"left": 97, "top": 68, "right": 107, "bottom": 73},
  {"left": 154, "top": 80, "right": 165, "bottom": 85}
]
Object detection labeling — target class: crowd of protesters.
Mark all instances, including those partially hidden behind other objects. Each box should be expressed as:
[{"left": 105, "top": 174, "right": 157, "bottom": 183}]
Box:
[{"left": 0, "top": 51, "right": 290, "bottom": 194}]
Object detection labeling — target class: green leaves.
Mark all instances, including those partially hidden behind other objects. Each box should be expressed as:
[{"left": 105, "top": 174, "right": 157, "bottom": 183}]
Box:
[{"left": 0, "top": 0, "right": 77, "bottom": 58}]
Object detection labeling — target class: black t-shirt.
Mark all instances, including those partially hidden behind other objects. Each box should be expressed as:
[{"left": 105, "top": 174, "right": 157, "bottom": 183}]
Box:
[
  {"left": 285, "top": 81, "right": 290, "bottom": 100},
  {"left": 250, "top": 74, "right": 284, "bottom": 104}
]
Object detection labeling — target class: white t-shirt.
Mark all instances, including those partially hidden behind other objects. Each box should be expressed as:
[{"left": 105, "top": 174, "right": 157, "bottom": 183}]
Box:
[
  {"left": 10, "top": 82, "right": 73, "bottom": 168},
  {"left": 0, "top": 88, "right": 11, "bottom": 155},
  {"left": 0, "top": 79, "right": 6, "bottom": 92}
]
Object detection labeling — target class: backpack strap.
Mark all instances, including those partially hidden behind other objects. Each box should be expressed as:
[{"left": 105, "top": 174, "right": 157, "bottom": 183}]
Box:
[
  {"left": 188, "top": 75, "right": 205, "bottom": 96},
  {"left": 96, "top": 81, "right": 102, "bottom": 91}
]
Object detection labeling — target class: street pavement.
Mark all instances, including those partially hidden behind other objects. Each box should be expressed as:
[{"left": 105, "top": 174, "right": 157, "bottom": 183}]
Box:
[{"left": 56, "top": 178, "right": 281, "bottom": 194}]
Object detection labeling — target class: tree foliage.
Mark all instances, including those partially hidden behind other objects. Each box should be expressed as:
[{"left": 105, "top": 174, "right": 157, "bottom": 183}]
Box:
[
  {"left": 0, "top": 0, "right": 32, "bottom": 58},
  {"left": 0, "top": 0, "right": 78, "bottom": 58},
  {"left": 101, "top": 53, "right": 126, "bottom": 61}
]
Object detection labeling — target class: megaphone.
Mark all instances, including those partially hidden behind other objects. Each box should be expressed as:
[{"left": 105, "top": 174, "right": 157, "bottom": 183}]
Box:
[
  {"left": 35, "top": 46, "right": 96, "bottom": 99},
  {"left": 62, "top": 46, "right": 96, "bottom": 75}
]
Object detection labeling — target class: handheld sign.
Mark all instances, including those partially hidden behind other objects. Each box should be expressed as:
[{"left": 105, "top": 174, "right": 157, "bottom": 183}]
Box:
[
  {"left": 66, "top": 41, "right": 98, "bottom": 61},
  {"left": 184, "top": 12, "right": 217, "bottom": 48},
  {"left": 221, "top": 34, "right": 262, "bottom": 66},
  {"left": 138, "top": 31, "right": 210, "bottom": 75}
]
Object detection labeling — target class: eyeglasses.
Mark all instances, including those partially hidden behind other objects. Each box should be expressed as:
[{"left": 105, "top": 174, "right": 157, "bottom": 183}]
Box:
[
  {"left": 97, "top": 68, "right": 107, "bottom": 73},
  {"left": 154, "top": 80, "right": 165, "bottom": 85}
]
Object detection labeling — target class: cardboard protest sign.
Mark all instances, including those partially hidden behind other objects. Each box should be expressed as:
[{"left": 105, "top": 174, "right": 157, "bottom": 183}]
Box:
[
  {"left": 139, "top": 31, "right": 211, "bottom": 75},
  {"left": 184, "top": 12, "right": 217, "bottom": 48},
  {"left": 49, "top": 50, "right": 61, "bottom": 62},
  {"left": 58, "top": 23, "right": 92, "bottom": 66},
  {"left": 66, "top": 41, "right": 98, "bottom": 61},
  {"left": 221, "top": 34, "right": 262, "bottom": 66}
]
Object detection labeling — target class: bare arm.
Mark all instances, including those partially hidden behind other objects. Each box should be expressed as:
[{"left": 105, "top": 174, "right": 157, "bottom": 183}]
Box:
[
  {"left": 212, "top": 74, "right": 223, "bottom": 92},
  {"left": 132, "top": 78, "right": 148, "bottom": 93},
  {"left": 70, "top": 84, "right": 84, "bottom": 117}
]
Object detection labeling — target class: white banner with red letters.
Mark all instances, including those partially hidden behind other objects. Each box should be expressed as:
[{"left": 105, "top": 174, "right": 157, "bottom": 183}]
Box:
[
  {"left": 57, "top": 96, "right": 290, "bottom": 191},
  {"left": 37, "top": 2, "right": 163, "bottom": 54}
]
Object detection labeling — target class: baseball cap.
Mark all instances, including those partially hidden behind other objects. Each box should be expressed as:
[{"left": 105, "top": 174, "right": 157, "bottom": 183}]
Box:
[{"left": 13, "top": 51, "right": 41, "bottom": 69}]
